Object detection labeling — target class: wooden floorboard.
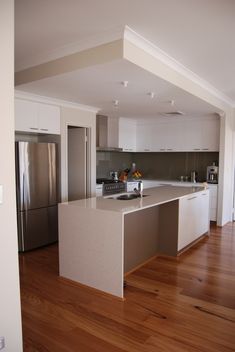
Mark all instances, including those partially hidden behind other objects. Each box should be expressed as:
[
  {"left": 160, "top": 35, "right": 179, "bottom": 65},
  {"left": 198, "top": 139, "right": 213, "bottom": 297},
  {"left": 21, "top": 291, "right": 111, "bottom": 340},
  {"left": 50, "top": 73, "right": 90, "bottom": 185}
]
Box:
[{"left": 19, "top": 223, "right": 235, "bottom": 351}]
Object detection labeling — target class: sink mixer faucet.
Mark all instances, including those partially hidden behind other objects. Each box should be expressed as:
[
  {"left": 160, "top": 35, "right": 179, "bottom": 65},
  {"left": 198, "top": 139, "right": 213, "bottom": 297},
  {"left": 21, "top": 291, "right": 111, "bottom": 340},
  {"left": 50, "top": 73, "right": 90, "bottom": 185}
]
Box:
[{"left": 133, "top": 181, "right": 143, "bottom": 197}]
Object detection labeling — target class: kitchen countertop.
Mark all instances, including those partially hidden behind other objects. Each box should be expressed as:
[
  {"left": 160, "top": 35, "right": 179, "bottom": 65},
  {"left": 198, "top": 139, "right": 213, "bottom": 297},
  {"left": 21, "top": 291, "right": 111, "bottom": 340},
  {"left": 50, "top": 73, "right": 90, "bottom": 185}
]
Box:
[{"left": 61, "top": 185, "right": 206, "bottom": 215}]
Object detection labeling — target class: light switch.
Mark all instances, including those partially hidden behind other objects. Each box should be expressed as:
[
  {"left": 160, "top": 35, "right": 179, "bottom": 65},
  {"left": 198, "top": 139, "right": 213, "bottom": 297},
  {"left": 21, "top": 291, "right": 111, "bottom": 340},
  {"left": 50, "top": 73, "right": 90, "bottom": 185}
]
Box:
[{"left": 0, "top": 185, "right": 3, "bottom": 204}]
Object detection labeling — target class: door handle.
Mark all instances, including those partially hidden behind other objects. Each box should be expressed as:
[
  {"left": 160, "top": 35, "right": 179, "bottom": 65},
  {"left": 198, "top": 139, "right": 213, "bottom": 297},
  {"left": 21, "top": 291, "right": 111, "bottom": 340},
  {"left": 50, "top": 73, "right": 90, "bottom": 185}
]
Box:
[{"left": 187, "top": 196, "right": 197, "bottom": 200}]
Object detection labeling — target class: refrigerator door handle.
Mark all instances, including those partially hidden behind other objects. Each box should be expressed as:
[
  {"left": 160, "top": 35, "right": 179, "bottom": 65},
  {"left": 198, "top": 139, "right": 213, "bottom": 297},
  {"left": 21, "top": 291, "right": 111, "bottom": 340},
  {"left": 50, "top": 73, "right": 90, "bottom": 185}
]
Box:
[{"left": 22, "top": 172, "right": 27, "bottom": 211}]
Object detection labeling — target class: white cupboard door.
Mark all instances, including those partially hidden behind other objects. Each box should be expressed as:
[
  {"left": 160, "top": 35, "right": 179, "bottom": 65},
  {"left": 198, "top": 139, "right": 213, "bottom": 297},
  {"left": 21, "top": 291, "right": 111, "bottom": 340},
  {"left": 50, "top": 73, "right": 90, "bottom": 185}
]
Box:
[
  {"left": 183, "top": 120, "right": 203, "bottom": 152},
  {"left": 201, "top": 119, "right": 220, "bottom": 151},
  {"left": 38, "top": 104, "right": 60, "bottom": 134},
  {"left": 178, "top": 190, "right": 210, "bottom": 251},
  {"left": 151, "top": 123, "right": 166, "bottom": 151},
  {"left": 136, "top": 124, "right": 152, "bottom": 152},
  {"left": 119, "top": 118, "right": 136, "bottom": 151},
  {"left": 207, "top": 185, "right": 218, "bottom": 221},
  {"left": 198, "top": 191, "right": 210, "bottom": 236},
  {"left": 178, "top": 196, "right": 194, "bottom": 251},
  {"left": 15, "top": 99, "right": 38, "bottom": 132}
]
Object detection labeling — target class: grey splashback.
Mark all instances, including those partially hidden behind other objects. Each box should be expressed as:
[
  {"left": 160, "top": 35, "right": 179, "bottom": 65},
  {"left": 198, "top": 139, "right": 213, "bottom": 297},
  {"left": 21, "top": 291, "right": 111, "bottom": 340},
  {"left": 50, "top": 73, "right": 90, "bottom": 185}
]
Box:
[
  {"left": 97, "top": 151, "right": 133, "bottom": 178},
  {"left": 97, "top": 151, "right": 219, "bottom": 181}
]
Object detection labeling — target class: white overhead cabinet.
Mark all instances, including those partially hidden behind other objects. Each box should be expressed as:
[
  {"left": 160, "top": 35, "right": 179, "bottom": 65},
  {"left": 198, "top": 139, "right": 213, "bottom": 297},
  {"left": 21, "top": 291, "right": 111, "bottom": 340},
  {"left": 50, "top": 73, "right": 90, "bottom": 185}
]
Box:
[
  {"left": 136, "top": 116, "right": 219, "bottom": 152},
  {"left": 15, "top": 99, "right": 60, "bottom": 134},
  {"left": 118, "top": 118, "right": 136, "bottom": 152},
  {"left": 182, "top": 118, "right": 220, "bottom": 152},
  {"left": 136, "top": 123, "right": 153, "bottom": 152}
]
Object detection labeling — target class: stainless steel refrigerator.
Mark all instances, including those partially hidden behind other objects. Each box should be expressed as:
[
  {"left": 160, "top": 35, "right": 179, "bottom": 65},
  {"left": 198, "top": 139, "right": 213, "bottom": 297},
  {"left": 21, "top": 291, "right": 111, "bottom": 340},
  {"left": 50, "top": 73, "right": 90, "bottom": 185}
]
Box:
[{"left": 15, "top": 141, "right": 58, "bottom": 252}]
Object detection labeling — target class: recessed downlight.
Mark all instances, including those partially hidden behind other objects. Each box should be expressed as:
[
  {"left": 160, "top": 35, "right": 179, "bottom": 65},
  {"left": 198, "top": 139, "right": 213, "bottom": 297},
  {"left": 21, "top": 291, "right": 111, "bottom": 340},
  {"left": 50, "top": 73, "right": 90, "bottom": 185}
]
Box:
[
  {"left": 148, "top": 92, "right": 155, "bottom": 99},
  {"left": 122, "top": 81, "right": 129, "bottom": 87}
]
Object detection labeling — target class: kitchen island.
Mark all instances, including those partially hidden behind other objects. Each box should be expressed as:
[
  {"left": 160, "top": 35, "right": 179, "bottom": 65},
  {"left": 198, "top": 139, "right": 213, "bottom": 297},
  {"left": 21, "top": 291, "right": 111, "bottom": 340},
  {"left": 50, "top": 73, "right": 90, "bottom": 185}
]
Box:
[{"left": 59, "top": 185, "right": 209, "bottom": 298}]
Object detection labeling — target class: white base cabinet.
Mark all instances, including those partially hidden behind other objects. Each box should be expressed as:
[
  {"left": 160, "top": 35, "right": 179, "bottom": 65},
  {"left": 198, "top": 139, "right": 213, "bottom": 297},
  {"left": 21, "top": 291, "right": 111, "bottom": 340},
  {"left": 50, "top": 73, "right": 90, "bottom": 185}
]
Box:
[
  {"left": 143, "top": 180, "right": 217, "bottom": 221},
  {"left": 15, "top": 99, "right": 60, "bottom": 134},
  {"left": 178, "top": 190, "right": 209, "bottom": 251},
  {"left": 207, "top": 184, "right": 218, "bottom": 221}
]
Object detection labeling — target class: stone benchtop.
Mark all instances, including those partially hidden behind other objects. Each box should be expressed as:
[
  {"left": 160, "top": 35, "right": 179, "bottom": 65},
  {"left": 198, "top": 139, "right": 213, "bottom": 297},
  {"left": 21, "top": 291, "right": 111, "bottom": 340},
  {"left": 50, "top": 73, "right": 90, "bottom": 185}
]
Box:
[{"left": 60, "top": 185, "right": 206, "bottom": 215}]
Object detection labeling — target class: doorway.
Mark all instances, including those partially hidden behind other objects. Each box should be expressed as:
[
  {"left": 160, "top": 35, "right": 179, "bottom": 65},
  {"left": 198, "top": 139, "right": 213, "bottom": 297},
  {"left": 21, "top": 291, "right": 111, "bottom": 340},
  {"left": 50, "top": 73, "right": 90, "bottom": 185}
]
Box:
[{"left": 67, "top": 126, "right": 88, "bottom": 201}]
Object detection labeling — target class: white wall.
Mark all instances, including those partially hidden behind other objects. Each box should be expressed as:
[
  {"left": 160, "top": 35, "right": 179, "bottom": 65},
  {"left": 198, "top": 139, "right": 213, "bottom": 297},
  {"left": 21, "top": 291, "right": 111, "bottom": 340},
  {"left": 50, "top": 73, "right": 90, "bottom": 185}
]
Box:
[
  {"left": 217, "top": 110, "right": 234, "bottom": 225},
  {"left": 60, "top": 106, "right": 96, "bottom": 202},
  {"left": 0, "top": 1, "right": 23, "bottom": 350}
]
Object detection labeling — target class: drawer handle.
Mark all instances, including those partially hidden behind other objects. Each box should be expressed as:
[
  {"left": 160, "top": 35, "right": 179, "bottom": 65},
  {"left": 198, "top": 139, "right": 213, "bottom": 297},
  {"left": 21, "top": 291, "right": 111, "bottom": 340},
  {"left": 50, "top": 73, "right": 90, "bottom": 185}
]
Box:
[
  {"left": 30, "top": 127, "right": 38, "bottom": 130},
  {"left": 160, "top": 148, "right": 165, "bottom": 151},
  {"left": 201, "top": 193, "right": 207, "bottom": 196},
  {"left": 40, "top": 128, "right": 49, "bottom": 131},
  {"left": 202, "top": 148, "right": 209, "bottom": 150},
  {"left": 188, "top": 196, "right": 197, "bottom": 200},
  {"left": 194, "top": 148, "right": 200, "bottom": 151}
]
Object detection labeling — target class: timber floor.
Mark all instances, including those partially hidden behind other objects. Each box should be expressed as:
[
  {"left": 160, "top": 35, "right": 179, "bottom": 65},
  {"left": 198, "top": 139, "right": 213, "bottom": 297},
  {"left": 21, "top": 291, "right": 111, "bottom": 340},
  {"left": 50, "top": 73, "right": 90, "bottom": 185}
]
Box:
[{"left": 19, "top": 223, "right": 235, "bottom": 351}]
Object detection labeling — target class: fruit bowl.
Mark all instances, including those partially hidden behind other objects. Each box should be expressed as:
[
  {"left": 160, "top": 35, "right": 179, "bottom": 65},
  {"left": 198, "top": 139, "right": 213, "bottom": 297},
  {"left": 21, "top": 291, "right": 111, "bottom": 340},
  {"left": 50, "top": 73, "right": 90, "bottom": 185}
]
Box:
[{"left": 132, "top": 170, "right": 142, "bottom": 179}]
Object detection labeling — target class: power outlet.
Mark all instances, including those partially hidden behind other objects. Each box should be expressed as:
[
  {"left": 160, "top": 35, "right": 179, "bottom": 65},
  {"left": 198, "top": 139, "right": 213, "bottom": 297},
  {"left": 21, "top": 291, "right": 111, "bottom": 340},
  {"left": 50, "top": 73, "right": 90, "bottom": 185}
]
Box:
[
  {"left": 0, "top": 337, "right": 5, "bottom": 350},
  {"left": 0, "top": 185, "right": 3, "bottom": 204}
]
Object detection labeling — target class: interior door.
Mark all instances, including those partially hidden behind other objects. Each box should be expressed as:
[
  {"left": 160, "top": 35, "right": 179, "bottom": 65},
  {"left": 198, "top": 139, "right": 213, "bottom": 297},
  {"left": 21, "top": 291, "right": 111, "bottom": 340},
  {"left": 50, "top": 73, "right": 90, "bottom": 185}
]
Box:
[{"left": 68, "top": 126, "right": 87, "bottom": 201}]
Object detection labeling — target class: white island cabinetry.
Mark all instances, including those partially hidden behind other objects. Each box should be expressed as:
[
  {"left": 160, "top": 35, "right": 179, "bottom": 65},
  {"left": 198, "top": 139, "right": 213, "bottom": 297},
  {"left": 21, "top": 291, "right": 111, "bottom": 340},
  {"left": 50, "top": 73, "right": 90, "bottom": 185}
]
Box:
[
  {"left": 178, "top": 191, "right": 209, "bottom": 251},
  {"left": 143, "top": 180, "right": 217, "bottom": 221},
  {"left": 59, "top": 186, "right": 209, "bottom": 299}
]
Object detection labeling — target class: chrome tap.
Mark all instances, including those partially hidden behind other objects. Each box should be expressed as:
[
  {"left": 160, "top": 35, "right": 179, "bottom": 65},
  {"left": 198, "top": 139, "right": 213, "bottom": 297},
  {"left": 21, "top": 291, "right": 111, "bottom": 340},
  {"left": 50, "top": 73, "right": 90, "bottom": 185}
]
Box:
[{"left": 133, "top": 181, "right": 143, "bottom": 197}]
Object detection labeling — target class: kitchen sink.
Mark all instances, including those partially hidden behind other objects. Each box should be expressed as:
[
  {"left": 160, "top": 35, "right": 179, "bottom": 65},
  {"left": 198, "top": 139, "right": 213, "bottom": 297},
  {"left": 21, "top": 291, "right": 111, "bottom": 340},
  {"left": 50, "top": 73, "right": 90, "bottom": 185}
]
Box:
[{"left": 107, "top": 193, "right": 149, "bottom": 200}]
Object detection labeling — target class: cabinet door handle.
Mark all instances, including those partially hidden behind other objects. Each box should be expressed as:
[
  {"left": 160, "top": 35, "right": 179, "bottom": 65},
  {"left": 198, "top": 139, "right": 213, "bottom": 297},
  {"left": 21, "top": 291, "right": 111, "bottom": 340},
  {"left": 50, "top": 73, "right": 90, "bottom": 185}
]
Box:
[
  {"left": 201, "top": 193, "right": 207, "bottom": 196},
  {"left": 30, "top": 127, "right": 38, "bottom": 130},
  {"left": 40, "top": 128, "right": 49, "bottom": 131},
  {"left": 187, "top": 196, "right": 197, "bottom": 200}
]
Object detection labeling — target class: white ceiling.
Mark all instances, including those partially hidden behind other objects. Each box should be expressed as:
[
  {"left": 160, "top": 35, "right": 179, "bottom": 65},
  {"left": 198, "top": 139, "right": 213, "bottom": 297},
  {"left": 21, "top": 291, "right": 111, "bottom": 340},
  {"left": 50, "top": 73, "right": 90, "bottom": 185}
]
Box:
[
  {"left": 15, "top": 0, "right": 235, "bottom": 114},
  {"left": 17, "top": 59, "right": 219, "bottom": 118}
]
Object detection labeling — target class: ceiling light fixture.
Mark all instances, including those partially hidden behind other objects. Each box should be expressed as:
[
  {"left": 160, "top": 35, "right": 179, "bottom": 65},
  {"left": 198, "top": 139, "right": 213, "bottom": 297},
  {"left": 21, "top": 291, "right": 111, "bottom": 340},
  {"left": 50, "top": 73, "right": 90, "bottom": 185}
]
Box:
[
  {"left": 148, "top": 92, "right": 155, "bottom": 99},
  {"left": 113, "top": 100, "right": 119, "bottom": 107},
  {"left": 122, "top": 81, "right": 129, "bottom": 87},
  {"left": 170, "top": 99, "right": 175, "bottom": 106}
]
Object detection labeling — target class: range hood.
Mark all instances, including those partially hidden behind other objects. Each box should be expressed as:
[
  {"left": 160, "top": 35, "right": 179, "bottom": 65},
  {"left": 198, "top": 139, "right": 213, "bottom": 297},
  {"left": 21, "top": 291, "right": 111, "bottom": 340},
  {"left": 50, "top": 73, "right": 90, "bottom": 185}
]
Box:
[{"left": 96, "top": 115, "right": 123, "bottom": 152}]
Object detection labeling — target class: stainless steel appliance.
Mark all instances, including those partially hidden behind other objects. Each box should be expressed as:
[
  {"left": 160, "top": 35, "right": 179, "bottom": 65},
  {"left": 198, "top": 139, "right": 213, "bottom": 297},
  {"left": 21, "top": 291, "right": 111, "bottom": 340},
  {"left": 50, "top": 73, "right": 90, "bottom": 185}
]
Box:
[
  {"left": 15, "top": 141, "right": 58, "bottom": 252},
  {"left": 97, "top": 178, "right": 126, "bottom": 194},
  {"left": 206, "top": 164, "right": 218, "bottom": 184},
  {"left": 96, "top": 115, "right": 122, "bottom": 151}
]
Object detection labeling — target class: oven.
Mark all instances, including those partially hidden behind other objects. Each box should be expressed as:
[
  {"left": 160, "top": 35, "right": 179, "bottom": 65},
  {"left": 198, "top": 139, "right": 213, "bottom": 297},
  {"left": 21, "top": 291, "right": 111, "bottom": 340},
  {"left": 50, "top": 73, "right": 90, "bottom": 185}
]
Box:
[{"left": 96, "top": 179, "right": 126, "bottom": 196}]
